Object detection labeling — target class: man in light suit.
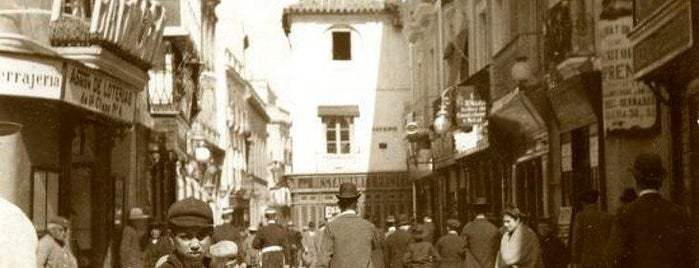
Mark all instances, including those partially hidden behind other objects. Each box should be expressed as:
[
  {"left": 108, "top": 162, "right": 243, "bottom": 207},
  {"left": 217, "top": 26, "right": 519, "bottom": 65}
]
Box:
[
  {"left": 606, "top": 152, "right": 693, "bottom": 268},
  {"left": 461, "top": 198, "right": 499, "bottom": 268},
  {"left": 316, "top": 183, "right": 385, "bottom": 268}
]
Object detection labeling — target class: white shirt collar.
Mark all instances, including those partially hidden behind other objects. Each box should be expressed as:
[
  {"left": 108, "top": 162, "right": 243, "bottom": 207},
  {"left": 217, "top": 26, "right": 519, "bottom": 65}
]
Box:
[
  {"left": 399, "top": 225, "right": 411, "bottom": 230},
  {"left": 639, "top": 189, "right": 660, "bottom": 197},
  {"left": 476, "top": 214, "right": 486, "bottom": 219},
  {"left": 339, "top": 209, "right": 357, "bottom": 216},
  {"left": 448, "top": 230, "right": 458, "bottom": 234},
  {"left": 268, "top": 220, "right": 276, "bottom": 224}
]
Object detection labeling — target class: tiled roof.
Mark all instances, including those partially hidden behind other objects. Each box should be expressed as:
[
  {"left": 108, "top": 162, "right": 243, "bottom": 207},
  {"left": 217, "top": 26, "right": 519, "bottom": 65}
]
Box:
[{"left": 284, "top": 0, "right": 392, "bottom": 14}]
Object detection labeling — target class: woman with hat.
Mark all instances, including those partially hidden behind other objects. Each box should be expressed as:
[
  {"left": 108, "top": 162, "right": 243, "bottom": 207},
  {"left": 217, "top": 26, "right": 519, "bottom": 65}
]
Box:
[
  {"left": 495, "top": 205, "right": 544, "bottom": 268},
  {"left": 401, "top": 225, "right": 441, "bottom": 268},
  {"left": 120, "top": 207, "right": 151, "bottom": 268}
]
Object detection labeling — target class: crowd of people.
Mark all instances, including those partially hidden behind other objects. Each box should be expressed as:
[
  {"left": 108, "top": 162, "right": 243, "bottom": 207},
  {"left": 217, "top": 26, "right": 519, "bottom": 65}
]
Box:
[{"left": 2, "top": 152, "right": 694, "bottom": 268}]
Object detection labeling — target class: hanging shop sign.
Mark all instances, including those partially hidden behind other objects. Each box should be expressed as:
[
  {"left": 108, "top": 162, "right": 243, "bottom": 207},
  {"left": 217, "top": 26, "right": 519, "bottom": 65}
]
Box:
[
  {"left": 0, "top": 53, "right": 63, "bottom": 100},
  {"left": 600, "top": 16, "right": 656, "bottom": 131},
  {"left": 455, "top": 86, "right": 487, "bottom": 127},
  {"left": 63, "top": 63, "right": 137, "bottom": 122}
]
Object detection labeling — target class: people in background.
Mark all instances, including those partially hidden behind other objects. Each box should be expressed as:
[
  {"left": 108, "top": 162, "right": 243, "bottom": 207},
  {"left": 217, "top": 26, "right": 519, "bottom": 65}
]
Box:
[
  {"left": 252, "top": 209, "right": 288, "bottom": 268},
  {"left": 144, "top": 222, "right": 175, "bottom": 268},
  {"left": 435, "top": 219, "right": 464, "bottom": 268},
  {"left": 571, "top": 190, "right": 612, "bottom": 268},
  {"left": 243, "top": 225, "right": 261, "bottom": 268},
  {"left": 37, "top": 216, "right": 78, "bottom": 268},
  {"left": 156, "top": 197, "right": 215, "bottom": 268},
  {"left": 210, "top": 240, "right": 238, "bottom": 268},
  {"left": 285, "top": 221, "right": 302, "bottom": 268},
  {"left": 385, "top": 214, "right": 413, "bottom": 268},
  {"left": 120, "top": 207, "right": 150, "bottom": 268},
  {"left": 462, "top": 198, "right": 500, "bottom": 268},
  {"left": 537, "top": 218, "right": 569, "bottom": 268},
  {"left": 402, "top": 225, "right": 440, "bottom": 268},
  {"left": 495, "top": 205, "right": 544, "bottom": 268},
  {"left": 606, "top": 152, "right": 693, "bottom": 268},
  {"left": 300, "top": 222, "right": 317, "bottom": 267},
  {"left": 615, "top": 188, "right": 637, "bottom": 215},
  {"left": 421, "top": 215, "right": 435, "bottom": 244}
]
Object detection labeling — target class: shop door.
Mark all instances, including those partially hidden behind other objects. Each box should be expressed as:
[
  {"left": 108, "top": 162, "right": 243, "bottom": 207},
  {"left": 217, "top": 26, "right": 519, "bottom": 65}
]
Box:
[{"left": 515, "top": 157, "right": 544, "bottom": 220}]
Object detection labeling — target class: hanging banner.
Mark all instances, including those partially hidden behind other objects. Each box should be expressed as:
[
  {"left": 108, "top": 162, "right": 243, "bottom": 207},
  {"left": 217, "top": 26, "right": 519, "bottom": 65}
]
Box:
[
  {"left": 63, "top": 63, "right": 137, "bottom": 122},
  {"left": 600, "top": 16, "right": 656, "bottom": 131}
]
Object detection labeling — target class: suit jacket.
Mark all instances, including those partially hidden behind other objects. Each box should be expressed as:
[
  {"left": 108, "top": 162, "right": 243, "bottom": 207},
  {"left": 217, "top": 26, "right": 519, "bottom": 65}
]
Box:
[
  {"left": 606, "top": 193, "right": 693, "bottom": 268},
  {"left": 571, "top": 205, "right": 612, "bottom": 266},
  {"left": 386, "top": 228, "right": 413, "bottom": 268},
  {"left": 435, "top": 233, "right": 464, "bottom": 268},
  {"left": 461, "top": 218, "right": 500, "bottom": 268},
  {"left": 316, "top": 212, "right": 385, "bottom": 268},
  {"left": 253, "top": 222, "right": 288, "bottom": 250}
]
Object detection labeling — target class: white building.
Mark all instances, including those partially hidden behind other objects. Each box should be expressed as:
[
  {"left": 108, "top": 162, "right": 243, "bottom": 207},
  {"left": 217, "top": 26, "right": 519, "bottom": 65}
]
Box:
[{"left": 282, "top": 0, "right": 413, "bottom": 228}]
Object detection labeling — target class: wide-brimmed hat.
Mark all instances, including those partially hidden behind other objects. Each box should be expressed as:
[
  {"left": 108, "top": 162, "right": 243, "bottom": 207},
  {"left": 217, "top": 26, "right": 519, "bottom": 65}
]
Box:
[
  {"left": 129, "top": 207, "right": 150, "bottom": 220},
  {"left": 411, "top": 225, "right": 428, "bottom": 240},
  {"left": 629, "top": 152, "right": 667, "bottom": 181},
  {"left": 447, "top": 219, "right": 461, "bottom": 230},
  {"left": 336, "top": 183, "right": 361, "bottom": 199},
  {"left": 397, "top": 214, "right": 411, "bottom": 226}
]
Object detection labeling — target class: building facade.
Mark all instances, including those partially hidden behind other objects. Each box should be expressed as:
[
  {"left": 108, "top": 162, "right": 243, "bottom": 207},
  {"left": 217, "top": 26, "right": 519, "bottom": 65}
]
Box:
[{"left": 282, "top": 0, "right": 412, "bottom": 229}]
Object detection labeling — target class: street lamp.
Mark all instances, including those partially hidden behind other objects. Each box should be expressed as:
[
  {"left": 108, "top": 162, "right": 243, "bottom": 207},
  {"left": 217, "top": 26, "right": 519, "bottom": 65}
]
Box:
[{"left": 433, "top": 87, "right": 454, "bottom": 135}]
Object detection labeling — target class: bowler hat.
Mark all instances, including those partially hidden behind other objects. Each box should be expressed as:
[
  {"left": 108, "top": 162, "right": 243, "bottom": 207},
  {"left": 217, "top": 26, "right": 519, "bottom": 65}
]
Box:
[
  {"left": 49, "top": 216, "right": 70, "bottom": 228},
  {"left": 447, "top": 219, "right": 461, "bottom": 230},
  {"left": 336, "top": 183, "right": 361, "bottom": 199},
  {"left": 167, "top": 197, "right": 213, "bottom": 228},
  {"left": 411, "top": 225, "right": 428, "bottom": 240},
  {"left": 129, "top": 207, "right": 150, "bottom": 220},
  {"left": 630, "top": 152, "right": 667, "bottom": 180}
]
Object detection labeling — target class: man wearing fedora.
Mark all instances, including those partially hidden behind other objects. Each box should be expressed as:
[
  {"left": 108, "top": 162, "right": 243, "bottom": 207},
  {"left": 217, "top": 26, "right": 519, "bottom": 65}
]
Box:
[
  {"left": 606, "top": 152, "right": 693, "bottom": 268},
  {"left": 316, "top": 182, "right": 386, "bottom": 268},
  {"left": 435, "top": 219, "right": 464, "bottom": 268},
  {"left": 386, "top": 214, "right": 413, "bottom": 268},
  {"left": 121, "top": 207, "right": 150, "bottom": 268},
  {"left": 37, "top": 216, "right": 78, "bottom": 268},
  {"left": 253, "top": 208, "right": 288, "bottom": 268},
  {"left": 461, "top": 198, "right": 499, "bottom": 268}
]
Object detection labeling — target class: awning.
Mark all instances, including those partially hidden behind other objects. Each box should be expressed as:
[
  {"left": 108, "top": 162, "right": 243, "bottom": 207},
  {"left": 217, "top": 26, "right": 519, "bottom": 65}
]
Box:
[
  {"left": 317, "top": 105, "right": 359, "bottom": 117},
  {"left": 490, "top": 88, "right": 547, "bottom": 136},
  {"left": 547, "top": 71, "right": 600, "bottom": 132}
]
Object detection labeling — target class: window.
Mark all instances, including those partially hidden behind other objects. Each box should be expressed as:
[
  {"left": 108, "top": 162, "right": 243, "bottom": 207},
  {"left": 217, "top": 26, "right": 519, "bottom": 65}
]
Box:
[
  {"left": 324, "top": 117, "right": 352, "bottom": 154},
  {"left": 379, "top": 142, "right": 387, "bottom": 149},
  {"left": 32, "top": 168, "right": 60, "bottom": 233},
  {"left": 332, "top": 31, "right": 351, "bottom": 60}
]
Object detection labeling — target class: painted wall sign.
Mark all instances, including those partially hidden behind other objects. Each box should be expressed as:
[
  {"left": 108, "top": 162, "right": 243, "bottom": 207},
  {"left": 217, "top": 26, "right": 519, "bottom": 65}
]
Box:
[
  {"left": 63, "top": 63, "right": 136, "bottom": 122},
  {"left": 600, "top": 16, "right": 656, "bottom": 131},
  {"left": 0, "top": 54, "right": 63, "bottom": 99}
]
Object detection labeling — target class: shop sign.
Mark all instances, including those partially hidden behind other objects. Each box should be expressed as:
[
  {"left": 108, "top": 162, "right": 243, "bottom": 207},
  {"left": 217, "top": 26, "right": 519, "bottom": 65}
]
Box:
[
  {"left": 631, "top": 1, "right": 692, "bottom": 79},
  {"left": 0, "top": 54, "right": 63, "bottom": 99},
  {"left": 63, "top": 63, "right": 136, "bottom": 122},
  {"left": 455, "top": 86, "right": 487, "bottom": 127},
  {"left": 324, "top": 205, "right": 341, "bottom": 219},
  {"left": 601, "top": 16, "right": 656, "bottom": 131}
]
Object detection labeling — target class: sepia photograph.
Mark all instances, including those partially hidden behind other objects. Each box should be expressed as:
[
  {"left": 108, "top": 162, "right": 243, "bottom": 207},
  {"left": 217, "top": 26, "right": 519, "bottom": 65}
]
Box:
[{"left": 0, "top": 0, "right": 696, "bottom": 267}]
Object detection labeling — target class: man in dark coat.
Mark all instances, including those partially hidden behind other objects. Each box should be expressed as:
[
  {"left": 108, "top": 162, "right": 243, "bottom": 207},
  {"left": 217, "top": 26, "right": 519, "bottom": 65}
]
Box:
[
  {"left": 606, "top": 152, "right": 694, "bottom": 268},
  {"left": 252, "top": 209, "right": 288, "bottom": 268},
  {"left": 537, "top": 219, "right": 569, "bottom": 268},
  {"left": 571, "top": 190, "right": 612, "bottom": 268},
  {"left": 157, "top": 197, "right": 214, "bottom": 268},
  {"left": 461, "top": 198, "right": 499, "bottom": 268},
  {"left": 285, "top": 221, "right": 302, "bottom": 268},
  {"left": 435, "top": 219, "right": 464, "bottom": 268},
  {"left": 421, "top": 215, "right": 436, "bottom": 244},
  {"left": 212, "top": 209, "right": 237, "bottom": 243},
  {"left": 385, "top": 214, "right": 413, "bottom": 268},
  {"left": 316, "top": 183, "right": 385, "bottom": 268}
]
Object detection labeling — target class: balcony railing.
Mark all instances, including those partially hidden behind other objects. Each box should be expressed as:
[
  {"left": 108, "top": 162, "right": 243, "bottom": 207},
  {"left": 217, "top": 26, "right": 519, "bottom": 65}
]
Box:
[{"left": 49, "top": 0, "right": 165, "bottom": 69}]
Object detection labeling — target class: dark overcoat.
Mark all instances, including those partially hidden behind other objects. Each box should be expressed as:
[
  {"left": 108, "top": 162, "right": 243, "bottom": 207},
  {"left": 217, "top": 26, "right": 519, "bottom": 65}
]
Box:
[
  {"left": 434, "top": 233, "right": 464, "bottom": 268},
  {"left": 385, "top": 229, "right": 413, "bottom": 268},
  {"left": 461, "top": 218, "right": 499, "bottom": 268}
]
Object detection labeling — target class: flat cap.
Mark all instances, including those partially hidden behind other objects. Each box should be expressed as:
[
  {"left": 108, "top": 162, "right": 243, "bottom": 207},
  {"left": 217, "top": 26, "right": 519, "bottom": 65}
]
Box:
[
  {"left": 210, "top": 241, "right": 238, "bottom": 258},
  {"left": 447, "top": 219, "right": 461, "bottom": 230},
  {"left": 49, "top": 216, "right": 70, "bottom": 228},
  {"left": 167, "top": 197, "right": 213, "bottom": 228}
]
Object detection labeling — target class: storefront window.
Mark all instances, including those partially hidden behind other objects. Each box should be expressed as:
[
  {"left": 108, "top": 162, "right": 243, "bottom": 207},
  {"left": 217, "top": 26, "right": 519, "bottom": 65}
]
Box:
[{"left": 32, "top": 168, "right": 60, "bottom": 234}]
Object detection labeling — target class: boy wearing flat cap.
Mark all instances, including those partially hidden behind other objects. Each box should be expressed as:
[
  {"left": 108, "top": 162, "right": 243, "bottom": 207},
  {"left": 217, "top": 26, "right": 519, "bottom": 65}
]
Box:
[
  {"left": 606, "top": 152, "right": 693, "bottom": 268},
  {"left": 435, "top": 219, "right": 465, "bottom": 268},
  {"left": 157, "top": 197, "right": 215, "bottom": 268}
]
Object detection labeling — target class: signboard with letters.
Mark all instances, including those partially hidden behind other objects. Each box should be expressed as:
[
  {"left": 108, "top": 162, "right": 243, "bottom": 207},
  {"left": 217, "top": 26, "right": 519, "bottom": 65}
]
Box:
[
  {"left": 455, "top": 86, "right": 487, "bottom": 127},
  {"left": 63, "top": 63, "right": 137, "bottom": 122},
  {"left": 0, "top": 54, "right": 63, "bottom": 100},
  {"left": 600, "top": 16, "right": 657, "bottom": 131}
]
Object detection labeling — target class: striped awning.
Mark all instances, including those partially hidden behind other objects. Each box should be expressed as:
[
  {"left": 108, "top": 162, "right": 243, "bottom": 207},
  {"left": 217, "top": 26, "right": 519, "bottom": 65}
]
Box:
[{"left": 317, "top": 105, "right": 359, "bottom": 117}]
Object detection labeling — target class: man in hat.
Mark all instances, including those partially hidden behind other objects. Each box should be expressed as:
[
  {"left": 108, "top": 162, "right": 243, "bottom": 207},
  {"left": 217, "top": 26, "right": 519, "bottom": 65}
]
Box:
[
  {"left": 571, "top": 190, "right": 612, "bottom": 268},
  {"left": 157, "top": 197, "right": 215, "bottom": 268},
  {"left": 121, "top": 207, "right": 150, "bottom": 268},
  {"left": 37, "top": 216, "right": 78, "bottom": 268},
  {"left": 253, "top": 209, "right": 288, "bottom": 268},
  {"left": 300, "top": 222, "right": 317, "bottom": 267},
  {"left": 461, "top": 198, "right": 499, "bottom": 268},
  {"left": 385, "top": 215, "right": 396, "bottom": 238},
  {"left": 606, "top": 152, "right": 693, "bottom": 268},
  {"left": 144, "top": 221, "right": 176, "bottom": 268},
  {"left": 243, "top": 225, "right": 261, "bottom": 267},
  {"left": 402, "top": 224, "right": 440, "bottom": 268},
  {"left": 316, "top": 182, "right": 386, "bottom": 268},
  {"left": 421, "top": 215, "right": 436, "bottom": 244},
  {"left": 213, "top": 208, "right": 238, "bottom": 243},
  {"left": 435, "top": 219, "right": 464, "bottom": 268},
  {"left": 210, "top": 240, "right": 239, "bottom": 268},
  {"left": 386, "top": 214, "right": 413, "bottom": 268}
]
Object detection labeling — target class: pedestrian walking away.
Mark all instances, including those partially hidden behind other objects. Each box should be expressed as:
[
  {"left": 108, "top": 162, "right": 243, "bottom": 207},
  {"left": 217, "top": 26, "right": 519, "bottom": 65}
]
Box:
[
  {"left": 385, "top": 214, "right": 414, "bottom": 268},
  {"left": 156, "top": 197, "right": 215, "bottom": 268},
  {"left": 461, "top": 198, "right": 500, "bottom": 268},
  {"left": 252, "top": 208, "right": 288, "bottom": 268},
  {"left": 315, "top": 182, "right": 386, "bottom": 268},
  {"left": 243, "top": 225, "right": 262, "bottom": 268},
  {"left": 571, "top": 190, "right": 612, "bottom": 268},
  {"left": 402, "top": 225, "right": 440, "bottom": 268},
  {"left": 495, "top": 205, "right": 544, "bottom": 268},
  {"left": 120, "top": 207, "right": 151, "bottom": 268},
  {"left": 606, "top": 152, "right": 694, "bottom": 268},
  {"left": 300, "top": 222, "right": 317, "bottom": 267},
  {"left": 537, "top": 218, "right": 569, "bottom": 268},
  {"left": 434, "top": 219, "right": 464, "bottom": 268}
]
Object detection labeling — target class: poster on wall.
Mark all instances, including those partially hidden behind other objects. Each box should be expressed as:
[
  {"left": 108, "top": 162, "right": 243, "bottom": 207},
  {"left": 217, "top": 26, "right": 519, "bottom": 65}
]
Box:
[{"left": 599, "top": 16, "right": 657, "bottom": 132}]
